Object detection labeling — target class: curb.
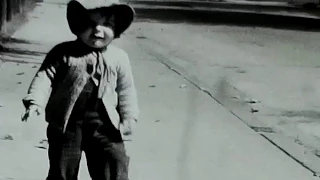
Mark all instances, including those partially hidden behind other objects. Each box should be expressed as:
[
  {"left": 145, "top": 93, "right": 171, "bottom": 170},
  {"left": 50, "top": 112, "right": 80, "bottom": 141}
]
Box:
[
  {"left": 125, "top": 0, "right": 320, "bottom": 19},
  {"left": 130, "top": 5, "right": 320, "bottom": 19},
  {"left": 132, "top": 5, "right": 320, "bottom": 31},
  {"left": 126, "top": 0, "right": 299, "bottom": 9},
  {"left": 262, "top": 133, "right": 320, "bottom": 177}
]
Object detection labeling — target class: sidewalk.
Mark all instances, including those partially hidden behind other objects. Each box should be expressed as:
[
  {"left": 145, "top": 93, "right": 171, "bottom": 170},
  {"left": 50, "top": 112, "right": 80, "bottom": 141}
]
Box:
[{"left": 0, "top": 1, "right": 318, "bottom": 180}]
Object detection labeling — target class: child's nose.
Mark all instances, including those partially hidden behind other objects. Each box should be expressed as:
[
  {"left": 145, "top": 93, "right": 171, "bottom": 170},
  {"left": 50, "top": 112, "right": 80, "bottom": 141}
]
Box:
[
  {"left": 94, "top": 25, "right": 104, "bottom": 37},
  {"left": 95, "top": 25, "right": 103, "bottom": 32}
]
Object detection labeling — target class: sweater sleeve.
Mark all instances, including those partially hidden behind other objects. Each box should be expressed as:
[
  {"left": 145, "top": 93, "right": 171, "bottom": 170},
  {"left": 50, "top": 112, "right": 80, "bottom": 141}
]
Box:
[
  {"left": 115, "top": 51, "right": 139, "bottom": 124},
  {"left": 22, "top": 46, "right": 64, "bottom": 109}
]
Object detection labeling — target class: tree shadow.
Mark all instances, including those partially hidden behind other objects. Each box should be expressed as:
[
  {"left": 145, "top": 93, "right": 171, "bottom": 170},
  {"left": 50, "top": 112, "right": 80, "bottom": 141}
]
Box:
[
  {"left": 1, "top": 37, "right": 47, "bottom": 64},
  {"left": 1, "top": 51, "right": 44, "bottom": 64},
  {"left": 0, "top": 37, "right": 41, "bottom": 45},
  {"left": 2, "top": 47, "right": 46, "bottom": 56}
]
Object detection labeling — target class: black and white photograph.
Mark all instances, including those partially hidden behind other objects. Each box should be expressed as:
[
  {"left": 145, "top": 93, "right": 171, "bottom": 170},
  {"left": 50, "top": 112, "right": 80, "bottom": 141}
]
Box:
[{"left": 1, "top": 0, "right": 320, "bottom": 179}]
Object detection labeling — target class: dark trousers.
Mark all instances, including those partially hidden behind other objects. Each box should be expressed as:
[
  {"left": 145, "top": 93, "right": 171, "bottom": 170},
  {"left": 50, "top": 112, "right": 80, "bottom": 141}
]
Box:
[
  {"left": 46, "top": 111, "right": 129, "bottom": 180},
  {"left": 46, "top": 84, "right": 129, "bottom": 180}
]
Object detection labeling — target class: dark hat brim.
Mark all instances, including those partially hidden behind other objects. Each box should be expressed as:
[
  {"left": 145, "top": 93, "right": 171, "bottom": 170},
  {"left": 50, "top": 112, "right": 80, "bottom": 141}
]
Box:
[
  {"left": 110, "top": 4, "right": 135, "bottom": 38},
  {"left": 66, "top": 0, "right": 135, "bottom": 38}
]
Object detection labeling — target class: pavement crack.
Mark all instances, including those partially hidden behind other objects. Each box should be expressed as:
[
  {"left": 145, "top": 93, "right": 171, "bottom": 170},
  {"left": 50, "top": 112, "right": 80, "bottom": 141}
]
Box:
[{"left": 261, "top": 133, "right": 319, "bottom": 177}]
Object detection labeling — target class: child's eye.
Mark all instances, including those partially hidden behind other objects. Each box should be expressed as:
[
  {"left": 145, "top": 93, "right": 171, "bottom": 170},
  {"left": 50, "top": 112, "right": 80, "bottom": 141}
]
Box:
[{"left": 104, "top": 15, "right": 115, "bottom": 29}]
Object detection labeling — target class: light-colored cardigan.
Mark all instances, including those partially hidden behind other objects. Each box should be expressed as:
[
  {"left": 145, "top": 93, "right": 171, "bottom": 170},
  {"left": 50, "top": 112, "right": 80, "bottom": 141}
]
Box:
[{"left": 22, "top": 40, "right": 139, "bottom": 140}]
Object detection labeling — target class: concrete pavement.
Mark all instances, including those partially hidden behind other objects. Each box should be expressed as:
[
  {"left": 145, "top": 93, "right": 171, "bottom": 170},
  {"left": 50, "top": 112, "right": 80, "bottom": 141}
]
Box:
[
  {"left": 0, "top": 1, "right": 319, "bottom": 180},
  {"left": 126, "top": 14, "right": 320, "bottom": 174}
]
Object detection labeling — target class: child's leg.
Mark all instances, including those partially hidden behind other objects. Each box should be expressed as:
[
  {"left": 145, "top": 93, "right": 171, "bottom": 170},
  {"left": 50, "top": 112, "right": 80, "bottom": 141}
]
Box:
[
  {"left": 46, "top": 122, "right": 83, "bottom": 180},
  {"left": 84, "top": 141, "right": 129, "bottom": 180},
  {"left": 83, "top": 115, "right": 130, "bottom": 180}
]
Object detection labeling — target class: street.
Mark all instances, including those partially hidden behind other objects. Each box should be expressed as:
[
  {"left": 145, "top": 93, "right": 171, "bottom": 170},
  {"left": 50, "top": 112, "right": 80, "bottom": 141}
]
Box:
[{"left": 1, "top": 0, "right": 320, "bottom": 180}]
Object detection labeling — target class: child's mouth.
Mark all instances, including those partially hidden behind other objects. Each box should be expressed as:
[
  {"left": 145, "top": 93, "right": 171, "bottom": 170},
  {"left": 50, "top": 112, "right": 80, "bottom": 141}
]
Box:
[
  {"left": 92, "top": 35, "right": 104, "bottom": 39},
  {"left": 91, "top": 32, "right": 104, "bottom": 39}
]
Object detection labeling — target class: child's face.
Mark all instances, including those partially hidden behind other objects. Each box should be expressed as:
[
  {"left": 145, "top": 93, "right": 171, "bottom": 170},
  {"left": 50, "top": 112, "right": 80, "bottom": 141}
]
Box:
[{"left": 78, "top": 10, "right": 115, "bottom": 49}]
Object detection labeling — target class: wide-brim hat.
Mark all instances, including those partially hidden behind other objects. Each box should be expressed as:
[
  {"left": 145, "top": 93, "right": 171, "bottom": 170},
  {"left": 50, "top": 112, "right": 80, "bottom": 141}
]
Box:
[{"left": 66, "top": 0, "right": 135, "bottom": 38}]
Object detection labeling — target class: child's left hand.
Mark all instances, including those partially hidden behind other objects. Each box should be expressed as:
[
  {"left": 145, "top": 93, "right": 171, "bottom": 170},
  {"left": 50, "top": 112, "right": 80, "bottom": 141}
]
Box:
[
  {"left": 120, "top": 119, "right": 136, "bottom": 141},
  {"left": 21, "top": 104, "right": 42, "bottom": 122}
]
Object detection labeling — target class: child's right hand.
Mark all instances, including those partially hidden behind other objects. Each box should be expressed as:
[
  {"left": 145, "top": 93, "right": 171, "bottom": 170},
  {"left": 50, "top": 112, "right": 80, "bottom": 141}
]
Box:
[{"left": 21, "top": 104, "right": 42, "bottom": 122}]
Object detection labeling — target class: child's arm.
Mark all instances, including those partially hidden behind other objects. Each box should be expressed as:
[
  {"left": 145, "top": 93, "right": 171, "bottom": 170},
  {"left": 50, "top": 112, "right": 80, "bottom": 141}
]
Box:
[
  {"left": 116, "top": 52, "right": 139, "bottom": 139},
  {"left": 22, "top": 46, "right": 64, "bottom": 120}
]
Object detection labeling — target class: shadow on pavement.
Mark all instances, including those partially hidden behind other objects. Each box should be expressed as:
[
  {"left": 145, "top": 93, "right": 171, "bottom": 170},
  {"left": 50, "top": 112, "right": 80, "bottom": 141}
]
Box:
[
  {"left": 1, "top": 38, "right": 46, "bottom": 64},
  {"left": 135, "top": 9, "right": 320, "bottom": 32},
  {"left": 2, "top": 47, "right": 46, "bottom": 57},
  {"left": 1, "top": 37, "right": 41, "bottom": 45}
]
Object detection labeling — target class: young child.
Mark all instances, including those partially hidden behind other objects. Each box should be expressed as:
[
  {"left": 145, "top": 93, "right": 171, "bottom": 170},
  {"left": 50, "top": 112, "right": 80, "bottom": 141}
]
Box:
[{"left": 21, "top": 1, "right": 139, "bottom": 180}]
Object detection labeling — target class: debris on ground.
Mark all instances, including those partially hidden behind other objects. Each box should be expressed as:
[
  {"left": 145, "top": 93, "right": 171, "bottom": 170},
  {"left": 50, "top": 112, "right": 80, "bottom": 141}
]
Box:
[
  {"left": 35, "top": 139, "right": 48, "bottom": 149},
  {"left": 251, "top": 108, "right": 259, "bottom": 113},
  {"left": 0, "top": 134, "right": 14, "bottom": 140},
  {"left": 250, "top": 126, "right": 275, "bottom": 133},
  {"left": 179, "top": 84, "right": 187, "bottom": 88},
  {"left": 16, "top": 72, "right": 25, "bottom": 76},
  {"left": 246, "top": 99, "right": 261, "bottom": 104},
  {"left": 136, "top": 36, "right": 147, "bottom": 39},
  {"left": 236, "top": 69, "right": 247, "bottom": 74}
]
